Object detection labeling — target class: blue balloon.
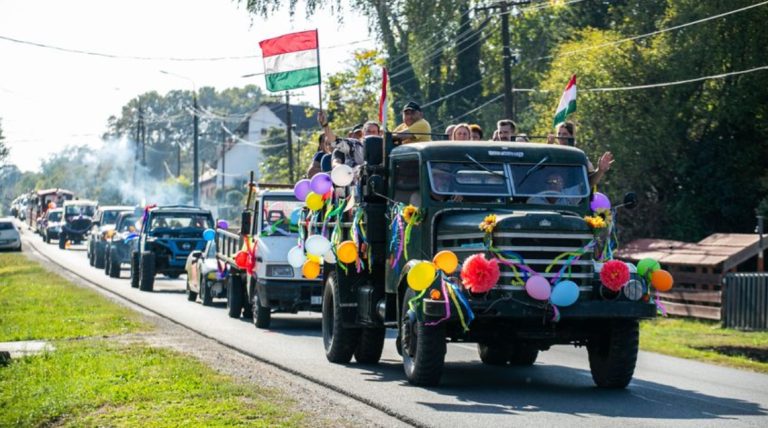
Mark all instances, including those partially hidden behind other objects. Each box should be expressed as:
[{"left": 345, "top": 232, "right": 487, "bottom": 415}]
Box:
[
  {"left": 290, "top": 207, "right": 302, "bottom": 226},
  {"left": 550, "top": 280, "right": 579, "bottom": 307},
  {"left": 202, "top": 228, "right": 215, "bottom": 241}
]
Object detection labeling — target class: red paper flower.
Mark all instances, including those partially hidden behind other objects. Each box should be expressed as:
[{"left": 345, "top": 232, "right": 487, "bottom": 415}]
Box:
[
  {"left": 461, "top": 254, "right": 500, "bottom": 293},
  {"left": 600, "top": 260, "right": 630, "bottom": 291}
]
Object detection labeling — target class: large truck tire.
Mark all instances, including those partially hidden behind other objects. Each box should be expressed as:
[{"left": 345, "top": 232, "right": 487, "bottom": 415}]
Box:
[
  {"left": 587, "top": 319, "right": 639, "bottom": 388},
  {"left": 186, "top": 277, "right": 198, "bottom": 302},
  {"left": 58, "top": 235, "right": 66, "bottom": 249},
  {"left": 227, "top": 274, "right": 244, "bottom": 318},
  {"left": 252, "top": 292, "right": 271, "bottom": 329},
  {"left": 508, "top": 345, "right": 539, "bottom": 366},
  {"left": 401, "top": 288, "right": 446, "bottom": 386},
  {"left": 354, "top": 327, "right": 386, "bottom": 364},
  {"left": 88, "top": 244, "right": 95, "bottom": 266},
  {"left": 94, "top": 244, "right": 106, "bottom": 269},
  {"left": 322, "top": 271, "right": 360, "bottom": 363},
  {"left": 104, "top": 249, "right": 111, "bottom": 276},
  {"left": 477, "top": 344, "right": 510, "bottom": 366},
  {"left": 130, "top": 252, "right": 140, "bottom": 288},
  {"left": 108, "top": 248, "right": 121, "bottom": 278},
  {"left": 139, "top": 252, "right": 156, "bottom": 292},
  {"left": 200, "top": 278, "right": 214, "bottom": 307}
]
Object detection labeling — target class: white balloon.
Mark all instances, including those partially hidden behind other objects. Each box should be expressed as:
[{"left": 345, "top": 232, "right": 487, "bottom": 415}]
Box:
[
  {"left": 323, "top": 249, "right": 337, "bottom": 264},
  {"left": 287, "top": 246, "right": 306, "bottom": 268},
  {"left": 331, "top": 164, "right": 354, "bottom": 187},
  {"left": 305, "top": 235, "right": 331, "bottom": 256}
]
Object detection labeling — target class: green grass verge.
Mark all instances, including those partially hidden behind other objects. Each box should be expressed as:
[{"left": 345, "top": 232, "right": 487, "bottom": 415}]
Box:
[
  {"left": 640, "top": 317, "right": 768, "bottom": 373},
  {"left": 0, "top": 339, "right": 303, "bottom": 427},
  {"left": 0, "top": 253, "right": 145, "bottom": 341}
]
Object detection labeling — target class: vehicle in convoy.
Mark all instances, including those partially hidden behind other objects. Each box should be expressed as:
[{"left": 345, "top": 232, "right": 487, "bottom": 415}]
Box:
[
  {"left": 184, "top": 239, "right": 226, "bottom": 306},
  {"left": 28, "top": 188, "right": 74, "bottom": 232},
  {"left": 0, "top": 218, "right": 22, "bottom": 252},
  {"left": 41, "top": 208, "right": 64, "bottom": 243},
  {"left": 217, "top": 189, "right": 323, "bottom": 328},
  {"left": 130, "top": 206, "right": 214, "bottom": 291},
  {"left": 103, "top": 211, "right": 139, "bottom": 278},
  {"left": 87, "top": 205, "right": 133, "bottom": 268},
  {"left": 315, "top": 135, "right": 653, "bottom": 387},
  {"left": 58, "top": 200, "right": 97, "bottom": 249}
]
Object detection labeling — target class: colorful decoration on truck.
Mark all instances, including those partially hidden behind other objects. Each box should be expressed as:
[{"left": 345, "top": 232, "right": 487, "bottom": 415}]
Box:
[
  {"left": 389, "top": 203, "right": 423, "bottom": 269},
  {"left": 460, "top": 254, "right": 500, "bottom": 294}
]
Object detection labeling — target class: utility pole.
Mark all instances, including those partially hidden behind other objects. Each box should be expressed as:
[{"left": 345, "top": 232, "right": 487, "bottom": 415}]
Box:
[
  {"left": 176, "top": 143, "right": 181, "bottom": 177},
  {"left": 193, "top": 91, "right": 200, "bottom": 207},
  {"left": 477, "top": 0, "right": 529, "bottom": 121},
  {"left": 220, "top": 125, "right": 226, "bottom": 189},
  {"left": 138, "top": 102, "right": 146, "bottom": 165},
  {"left": 758, "top": 215, "right": 765, "bottom": 272},
  {"left": 285, "top": 92, "right": 294, "bottom": 184}
]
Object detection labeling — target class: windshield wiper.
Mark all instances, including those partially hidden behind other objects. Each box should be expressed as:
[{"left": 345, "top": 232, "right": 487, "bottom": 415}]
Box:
[
  {"left": 464, "top": 154, "right": 507, "bottom": 178},
  {"left": 518, "top": 155, "right": 550, "bottom": 187}
]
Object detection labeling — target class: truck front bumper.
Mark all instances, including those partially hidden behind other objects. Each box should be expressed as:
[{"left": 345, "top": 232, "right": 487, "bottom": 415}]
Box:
[
  {"left": 423, "top": 297, "right": 657, "bottom": 320},
  {"left": 255, "top": 278, "right": 323, "bottom": 312}
]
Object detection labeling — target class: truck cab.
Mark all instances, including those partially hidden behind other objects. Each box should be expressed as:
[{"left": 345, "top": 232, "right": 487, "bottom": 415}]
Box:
[{"left": 322, "top": 136, "right": 654, "bottom": 387}]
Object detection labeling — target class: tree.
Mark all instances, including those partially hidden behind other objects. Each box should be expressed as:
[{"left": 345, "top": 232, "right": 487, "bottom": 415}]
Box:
[{"left": 0, "top": 118, "right": 8, "bottom": 166}]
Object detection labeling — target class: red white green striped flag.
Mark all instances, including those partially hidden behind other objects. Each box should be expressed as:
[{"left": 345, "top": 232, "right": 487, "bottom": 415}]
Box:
[
  {"left": 259, "top": 30, "right": 321, "bottom": 92},
  {"left": 553, "top": 74, "right": 577, "bottom": 127}
]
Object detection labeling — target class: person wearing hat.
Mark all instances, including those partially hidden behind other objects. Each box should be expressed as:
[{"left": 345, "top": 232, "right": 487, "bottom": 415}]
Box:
[{"left": 392, "top": 101, "right": 431, "bottom": 145}]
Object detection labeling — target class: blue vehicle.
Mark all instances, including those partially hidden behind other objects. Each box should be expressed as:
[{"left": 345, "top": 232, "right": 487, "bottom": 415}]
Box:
[
  {"left": 130, "top": 206, "right": 214, "bottom": 292},
  {"left": 103, "top": 211, "right": 138, "bottom": 278}
]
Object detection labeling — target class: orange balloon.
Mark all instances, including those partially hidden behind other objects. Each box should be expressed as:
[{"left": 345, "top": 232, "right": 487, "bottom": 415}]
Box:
[
  {"left": 336, "top": 241, "right": 358, "bottom": 264},
  {"left": 302, "top": 260, "right": 321, "bottom": 279},
  {"left": 432, "top": 250, "right": 458, "bottom": 274},
  {"left": 651, "top": 269, "right": 674, "bottom": 292}
]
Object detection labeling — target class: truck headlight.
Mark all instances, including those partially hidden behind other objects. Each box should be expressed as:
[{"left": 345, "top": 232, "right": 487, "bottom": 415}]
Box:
[{"left": 267, "top": 265, "right": 293, "bottom": 277}]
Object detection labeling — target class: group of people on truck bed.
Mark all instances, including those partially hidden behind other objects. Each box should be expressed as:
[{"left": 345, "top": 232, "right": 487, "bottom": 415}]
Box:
[{"left": 306, "top": 100, "right": 614, "bottom": 190}]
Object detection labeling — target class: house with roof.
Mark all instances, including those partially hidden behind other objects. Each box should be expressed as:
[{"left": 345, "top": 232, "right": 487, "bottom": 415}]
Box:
[{"left": 201, "top": 102, "right": 317, "bottom": 198}]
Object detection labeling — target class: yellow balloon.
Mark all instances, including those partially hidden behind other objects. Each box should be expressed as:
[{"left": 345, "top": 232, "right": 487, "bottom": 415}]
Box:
[
  {"left": 302, "top": 260, "right": 321, "bottom": 279},
  {"left": 432, "top": 250, "right": 458, "bottom": 274},
  {"left": 306, "top": 192, "right": 323, "bottom": 211},
  {"left": 337, "top": 241, "right": 358, "bottom": 264},
  {"left": 306, "top": 253, "right": 321, "bottom": 264},
  {"left": 407, "top": 261, "right": 436, "bottom": 291}
]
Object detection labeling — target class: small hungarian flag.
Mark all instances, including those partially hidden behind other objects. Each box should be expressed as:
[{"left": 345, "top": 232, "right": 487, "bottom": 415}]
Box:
[
  {"left": 259, "top": 30, "right": 320, "bottom": 92},
  {"left": 379, "top": 67, "right": 388, "bottom": 128},
  {"left": 553, "top": 74, "right": 577, "bottom": 127}
]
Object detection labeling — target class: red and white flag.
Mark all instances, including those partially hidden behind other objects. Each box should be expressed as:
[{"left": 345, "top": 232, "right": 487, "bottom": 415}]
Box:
[{"left": 379, "top": 67, "right": 388, "bottom": 129}]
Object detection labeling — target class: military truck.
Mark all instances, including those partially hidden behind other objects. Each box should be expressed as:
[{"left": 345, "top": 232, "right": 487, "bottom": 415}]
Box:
[
  {"left": 217, "top": 188, "right": 323, "bottom": 328},
  {"left": 319, "top": 135, "right": 654, "bottom": 387}
]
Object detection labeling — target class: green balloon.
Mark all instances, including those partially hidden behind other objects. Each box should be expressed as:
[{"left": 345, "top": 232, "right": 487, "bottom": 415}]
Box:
[{"left": 637, "top": 258, "right": 661, "bottom": 276}]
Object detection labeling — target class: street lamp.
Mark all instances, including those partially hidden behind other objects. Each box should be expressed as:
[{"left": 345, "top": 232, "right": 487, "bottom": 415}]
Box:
[{"left": 160, "top": 70, "right": 200, "bottom": 207}]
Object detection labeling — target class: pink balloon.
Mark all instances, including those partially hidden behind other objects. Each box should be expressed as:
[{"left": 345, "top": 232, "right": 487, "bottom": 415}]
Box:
[
  {"left": 293, "top": 179, "right": 311, "bottom": 201},
  {"left": 525, "top": 275, "right": 551, "bottom": 301},
  {"left": 310, "top": 173, "right": 333, "bottom": 195},
  {"left": 590, "top": 192, "right": 611, "bottom": 211}
]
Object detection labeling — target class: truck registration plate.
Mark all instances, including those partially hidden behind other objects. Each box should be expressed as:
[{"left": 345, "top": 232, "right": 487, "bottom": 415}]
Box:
[{"left": 311, "top": 296, "right": 322, "bottom": 305}]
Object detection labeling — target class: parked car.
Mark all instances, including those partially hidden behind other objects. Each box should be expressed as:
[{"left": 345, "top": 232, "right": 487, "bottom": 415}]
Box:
[
  {"left": 0, "top": 218, "right": 22, "bottom": 252},
  {"left": 103, "top": 211, "right": 139, "bottom": 278},
  {"left": 184, "top": 239, "right": 226, "bottom": 306},
  {"left": 41, "top": 208, "right": 64, "bottom": 243},
  {"left": 59, "top": 200, "right": 97, "bottom": 249},
  {"left": 88, "top": 205, "right": 133, "bottom": 268}
]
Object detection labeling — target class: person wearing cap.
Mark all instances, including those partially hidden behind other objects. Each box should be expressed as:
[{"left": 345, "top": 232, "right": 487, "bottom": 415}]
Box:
[{"left": 392, "top": 101, "right": 431, "bottom": 145}]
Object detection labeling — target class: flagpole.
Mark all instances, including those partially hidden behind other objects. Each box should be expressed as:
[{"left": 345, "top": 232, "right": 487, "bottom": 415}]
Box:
[{"left": 315, "top": 29, "right": 323, "bottom": 113}]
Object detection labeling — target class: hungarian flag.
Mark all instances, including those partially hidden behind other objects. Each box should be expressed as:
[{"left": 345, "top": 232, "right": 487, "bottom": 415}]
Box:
[
  {"left": 379, "top": 67, "right": 388, "bottom": 128},
  {"left": 259, "top": 30, "right": 320, "bottom": 92},
  {"left": 553, "top": 74, "right": 577, "bottom": 127}
]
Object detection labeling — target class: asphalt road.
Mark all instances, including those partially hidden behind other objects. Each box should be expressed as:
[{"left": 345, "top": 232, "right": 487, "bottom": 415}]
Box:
[{"left": 20, "top": 230, "right": 768, "bottom": 427}]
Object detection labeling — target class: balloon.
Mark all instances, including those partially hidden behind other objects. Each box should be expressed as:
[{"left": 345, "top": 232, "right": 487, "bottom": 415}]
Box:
[
  {"left": 305, "top": 192, "right": 324, "bottom": 211},
  {"left": 302, "top": 260, "right": 321, "bottom": 279},
  {"left": 323, "top": 249, "right": 337, "bottom": 264},
  {"left": 289, "top": 208, "right": 301, "bottom": 226},
  {"left": 331, "top": 164, "right": 354, "bottom": 187},
  {"left": 235, "top": 250, "right": 250, "bottom": 269},
  {"left": 625, "top": 262, "right": 637, "bottom": 273},
  {"left": 336, "top": 240, "right": 358, "bottom": 264},
  {"left": 651, "top": 269, "right": 674, "bottom": 292},
  {"left": 202, "top": 228, "right": 215, "bottom": 241},
  {"left": 637, "top": 258, "right": 661, "bottom": 277},
  {"left": 310, "top": 173, "right": 333, "bottom": 195},
  {"left": 287, "top": 246, "right": 306, "bottom": 268},
  {"left": 407, "top": 261, "right": 436, "bottom": 291},
  {"left": 550, "top": 280, "right": 579, "bottom": 307},
  {"left": 432, "top": 250, "right": 458, "bottom": 274},
  {"left": 590, "top": 192, "right": 611, "bottom": 211},
  {"left": 623, "top": 279, "right": 644, "bottom": 301},
  {"left": 525, "top": 275, "right": 551, "bottom": 301},
  {"left": 305, "top": 235, "right": 331, "bottom": 256},
  {"left": 216, "top": 219, "right": 229, "bottom": 229},
  {"left": 307, "top": 253, "right": 321, "bottom": 264},
  {"left": 293, "top": 179, "right": 311, "bottom": 201}
]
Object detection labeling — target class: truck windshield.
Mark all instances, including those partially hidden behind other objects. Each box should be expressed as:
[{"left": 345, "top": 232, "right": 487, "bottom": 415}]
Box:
[
  {"left": 102, "top": 210, "right": 123, "bottom": 225},
  {"left": 118, "top": 216, "right": 137, "bottom": 232},
  {"left": 65, "top": 205, "right": 96, "bottom": 217},
  {"left": 509, "top": 164, "right": 589, "bottom": 205},
  {"left": 149, "top": 213, "right": 212, "bottom": 230},
  {"left": 261, "top": 197, "right": 303, "bottom": 236},
  {"left": 48, "top": 211, "right": 62, "bottom": 222},
  {"left": 428, "top": 162, "right": 511, "bottom": 197}
]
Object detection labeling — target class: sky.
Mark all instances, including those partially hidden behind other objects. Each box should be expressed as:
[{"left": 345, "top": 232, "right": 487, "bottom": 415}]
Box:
[{"left": 0, "top": 0, "right": 374, "bottom": 172}]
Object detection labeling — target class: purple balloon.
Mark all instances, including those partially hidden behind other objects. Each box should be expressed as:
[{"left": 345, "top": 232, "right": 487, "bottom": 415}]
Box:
[
  {"left": 293, "top": 179, "right": 311, "bottom": 201},
  {"left": 590, "top": 192, "right": 611, "bottom": 211},
  {"left": 525, "top": 275, "right": 552, "bottom": 301},
  {"left": 310, "top": 173, "right": 333, "bottom": 195},
  {"left": 217, "top": 219, "right": 229, "bottom": 229}
]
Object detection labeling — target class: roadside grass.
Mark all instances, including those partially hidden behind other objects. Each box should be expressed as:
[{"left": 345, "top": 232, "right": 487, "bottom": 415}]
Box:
[
  {"left": 0, "top": 253, "right": 308, "bottom": 427},
  {"left": 0, "top": 253, "right": 145, "bottom": 341},
  {"left": 640, "top": 317, "right": 768, "bottom": 373}
]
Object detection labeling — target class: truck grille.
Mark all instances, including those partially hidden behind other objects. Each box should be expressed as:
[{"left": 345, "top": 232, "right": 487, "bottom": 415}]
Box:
[{"left": 436, "top": 231, "right": 595, "bottom": 290}]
